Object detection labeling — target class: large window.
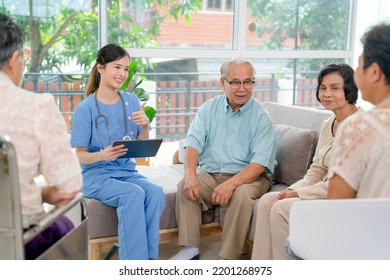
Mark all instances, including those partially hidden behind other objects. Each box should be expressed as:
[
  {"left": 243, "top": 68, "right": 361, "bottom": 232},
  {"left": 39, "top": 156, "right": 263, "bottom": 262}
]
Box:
[
  {"left": 207, "top": 0, "right": 221, "bottom": 10},
  {"left": 105, "top": 0, "right": 355, "bottom": 80},
  {"left": 2, "top": 0, "right": 356, "bottom": 79},
  {"left": 106, "top": 0, "right": 235, "bottom": 50},
  {"left": 2, "top": 0, "right": 97, "bottom": 74},
  {"left": 246, "top": 0, "right": 352, "bottom": 51},
  {"left": 1, "top": 0, "right": 362, "bottom": 139}
]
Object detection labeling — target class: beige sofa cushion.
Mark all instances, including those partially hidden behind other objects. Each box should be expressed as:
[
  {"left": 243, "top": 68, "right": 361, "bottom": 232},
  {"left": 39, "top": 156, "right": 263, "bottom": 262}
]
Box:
[{"left": 273, "top": 124, "right": 318, "bottom": 186}]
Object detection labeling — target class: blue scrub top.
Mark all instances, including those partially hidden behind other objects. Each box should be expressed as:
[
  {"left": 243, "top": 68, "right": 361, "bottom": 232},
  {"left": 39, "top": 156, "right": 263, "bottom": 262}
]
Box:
[{"left": 71, "top": 91, "right": 142, "bottom": 179}]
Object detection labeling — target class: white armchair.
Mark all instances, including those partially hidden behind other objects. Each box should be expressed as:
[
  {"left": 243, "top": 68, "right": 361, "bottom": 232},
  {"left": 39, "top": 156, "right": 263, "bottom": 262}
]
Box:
[{"left": 288, "top": 198, "right": 390, "bottom": 260}]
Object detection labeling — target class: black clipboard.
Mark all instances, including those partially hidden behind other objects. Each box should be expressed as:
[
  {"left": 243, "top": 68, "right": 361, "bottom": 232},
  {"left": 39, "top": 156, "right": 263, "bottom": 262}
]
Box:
[{"left": 113, "top": 139, "right": 163, "bottom": 159}]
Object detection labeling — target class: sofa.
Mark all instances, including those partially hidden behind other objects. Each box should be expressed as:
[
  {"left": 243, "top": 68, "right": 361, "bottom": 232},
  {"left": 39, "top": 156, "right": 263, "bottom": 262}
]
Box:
[{"left": 86, "top": 101, "right": 332, "bottom": 259}]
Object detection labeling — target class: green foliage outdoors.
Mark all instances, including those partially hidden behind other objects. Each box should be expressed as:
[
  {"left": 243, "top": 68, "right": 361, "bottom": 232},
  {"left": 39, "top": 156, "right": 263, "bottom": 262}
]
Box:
[
  {"left": 1, "top": 0, "right": 350, "bottom": 76},
  {"left": 0, "top": 0, "right": 201, "bottom": 122},
  {"left": 1, "top": 0, "right": 201, "bottom": 74},
  {"left": 247, "top": 0, "right": 351, "bottom": 73}
]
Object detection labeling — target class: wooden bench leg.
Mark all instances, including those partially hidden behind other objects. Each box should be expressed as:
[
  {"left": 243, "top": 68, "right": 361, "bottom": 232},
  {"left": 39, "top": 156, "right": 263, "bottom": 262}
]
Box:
[
  {"left": 89, "top": 240, "right": 101, "bottom": 260},
  {"left": 89, "top": 236, "right": 118, "bottom": 260}
]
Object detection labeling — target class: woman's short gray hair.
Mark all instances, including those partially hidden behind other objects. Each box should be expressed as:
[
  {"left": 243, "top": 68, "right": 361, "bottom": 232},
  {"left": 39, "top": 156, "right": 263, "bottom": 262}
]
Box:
[
  {"left": 220, "top": 57, "right": 256, "bottom": 78},
  {"left": 0, "top": 13, "right": 25, "bottom": 69}
]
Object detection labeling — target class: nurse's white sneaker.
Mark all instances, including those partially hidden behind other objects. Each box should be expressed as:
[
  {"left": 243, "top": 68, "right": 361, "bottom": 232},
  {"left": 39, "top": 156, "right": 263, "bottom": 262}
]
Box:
[{"left": 169, "top": 246, "right": 199, "bottom": 260}]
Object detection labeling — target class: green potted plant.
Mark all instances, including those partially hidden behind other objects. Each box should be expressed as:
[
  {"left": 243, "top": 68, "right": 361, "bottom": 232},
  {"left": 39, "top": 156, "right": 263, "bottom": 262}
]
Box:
[{"left": 120, "top": 60, "right": 156, "bottom": 123}]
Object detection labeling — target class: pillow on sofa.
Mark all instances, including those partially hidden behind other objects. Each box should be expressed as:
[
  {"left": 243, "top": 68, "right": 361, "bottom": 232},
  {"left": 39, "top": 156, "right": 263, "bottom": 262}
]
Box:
[{"left": 273, "top": 124, "right": 318, "bottom": 186}]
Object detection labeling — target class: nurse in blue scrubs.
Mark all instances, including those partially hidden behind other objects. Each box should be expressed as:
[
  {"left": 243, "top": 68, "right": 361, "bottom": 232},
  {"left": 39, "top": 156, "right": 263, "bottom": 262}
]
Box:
[{"left": 71, "top": 44, "right": 165, "bottom": 260}]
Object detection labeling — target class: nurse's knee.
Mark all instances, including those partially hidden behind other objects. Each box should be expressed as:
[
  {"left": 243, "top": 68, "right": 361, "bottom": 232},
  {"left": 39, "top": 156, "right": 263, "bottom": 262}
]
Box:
[
  {"left": 153, "top": 184, "right": 165, "bottom": 199},
  {"left": 129, "top": 185, "right": 146, "bottom": 199},
  {"left": 147, "top": 184, "right": 165, "bottom": 203}
]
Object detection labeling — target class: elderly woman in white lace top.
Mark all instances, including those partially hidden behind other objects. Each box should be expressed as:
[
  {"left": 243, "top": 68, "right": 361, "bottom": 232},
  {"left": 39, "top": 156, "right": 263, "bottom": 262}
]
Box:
[
  {"left": 328, "top": 22, "right": 390, "bottom": 199},
  {"left": 0, "top": 13, "right": 82, "bottom": 259}
]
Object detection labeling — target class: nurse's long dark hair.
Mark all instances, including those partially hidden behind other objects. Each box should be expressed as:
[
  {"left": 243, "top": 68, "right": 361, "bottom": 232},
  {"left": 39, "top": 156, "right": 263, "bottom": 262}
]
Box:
[{"left": 84, "top": 44, "right": 130, "bottom": 97}]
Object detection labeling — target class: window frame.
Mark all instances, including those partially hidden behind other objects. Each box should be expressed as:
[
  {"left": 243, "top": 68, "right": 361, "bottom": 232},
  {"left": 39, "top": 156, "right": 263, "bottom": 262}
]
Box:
[{"left": 98, "top": 0, "right": 357, "bottom": 65}]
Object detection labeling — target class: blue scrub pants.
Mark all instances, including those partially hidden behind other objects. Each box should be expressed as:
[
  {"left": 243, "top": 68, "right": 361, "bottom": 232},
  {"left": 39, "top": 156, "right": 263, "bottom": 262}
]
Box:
[{"left": 83, "top": 172, "right": 166, "bottom": 260}]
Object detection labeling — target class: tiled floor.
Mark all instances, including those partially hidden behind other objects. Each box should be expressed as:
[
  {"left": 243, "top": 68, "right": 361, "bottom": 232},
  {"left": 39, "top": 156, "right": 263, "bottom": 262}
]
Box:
[{"left": 158, "top": 232, "right": 250, "bottom": 260}]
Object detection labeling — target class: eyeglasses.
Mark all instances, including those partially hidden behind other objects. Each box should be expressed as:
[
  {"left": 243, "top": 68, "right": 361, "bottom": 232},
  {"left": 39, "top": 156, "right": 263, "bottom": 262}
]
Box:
[
  {"left": 19, "top": 48, "right": 31, "bottom": 63},
  {"left": 223, "top": 78, "right": 255, "bottom": 90}
]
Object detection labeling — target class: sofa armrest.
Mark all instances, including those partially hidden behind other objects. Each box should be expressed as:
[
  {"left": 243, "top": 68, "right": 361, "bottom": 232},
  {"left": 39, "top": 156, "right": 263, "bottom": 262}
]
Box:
[{"left": 172, "top": 149, "right": 180, "bottom": 164}]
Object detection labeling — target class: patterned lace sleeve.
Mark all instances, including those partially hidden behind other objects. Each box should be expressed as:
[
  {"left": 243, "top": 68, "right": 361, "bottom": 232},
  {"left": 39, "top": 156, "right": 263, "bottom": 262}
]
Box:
[
  {"left": 35, "top": 93, "right": 82, "bottom": 192},
  {"left": 328, "top": 110, "right": 390, "bottom": 191}
]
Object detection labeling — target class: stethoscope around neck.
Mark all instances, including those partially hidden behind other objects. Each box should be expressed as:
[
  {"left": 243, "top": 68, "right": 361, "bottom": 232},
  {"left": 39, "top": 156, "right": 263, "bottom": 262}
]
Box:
[{"left": 94, "top": 91, "right": 132, "bottom": 149}]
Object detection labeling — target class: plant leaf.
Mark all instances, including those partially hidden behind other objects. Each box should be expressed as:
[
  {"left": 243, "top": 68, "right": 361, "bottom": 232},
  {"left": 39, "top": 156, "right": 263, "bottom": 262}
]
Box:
[
  {"left": 118, "top": 60, "right": 155, "bottom": 123},
  {"left": 133, "top": 88, "right": 149, "bottom": 101},
  {"left": 130, "top": 79, "right": 143, "bottom": 92},
  {"left": 144, "top": 106, "right": 156, "bottom": 123},
  {"left": 120, "top": 61, "right": 139, "bottom": 90}
]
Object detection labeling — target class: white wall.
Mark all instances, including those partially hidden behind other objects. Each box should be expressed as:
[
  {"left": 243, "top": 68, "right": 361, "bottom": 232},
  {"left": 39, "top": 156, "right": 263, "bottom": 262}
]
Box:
[{"left": 354, "top": 0, "right": 390, "bottom": 109}]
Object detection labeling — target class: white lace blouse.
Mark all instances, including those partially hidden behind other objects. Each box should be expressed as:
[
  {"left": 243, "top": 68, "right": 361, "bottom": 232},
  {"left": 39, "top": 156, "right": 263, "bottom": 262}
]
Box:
[
  {"left": 328, "top": 108, "right": 390, "bottom": 198},
  {"left": 0, "top": 72, "right": 82, "bottom": 228}
]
